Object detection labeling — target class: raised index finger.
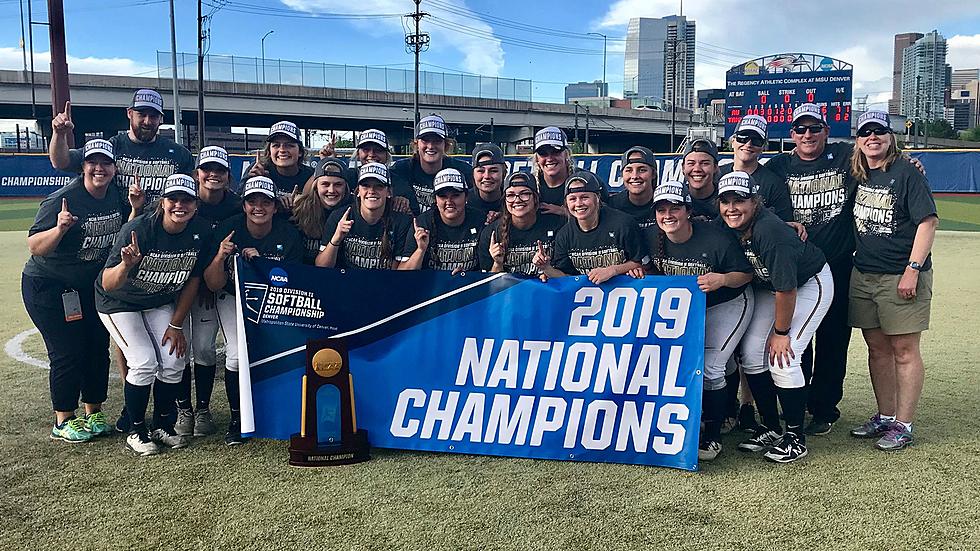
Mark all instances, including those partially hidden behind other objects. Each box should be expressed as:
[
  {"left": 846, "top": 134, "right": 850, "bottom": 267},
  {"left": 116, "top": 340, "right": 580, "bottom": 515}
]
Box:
[
  {"left": 64, "top": 101, "right": 71, "bottom": 120},
  {"left": 130, "top": 230, "right": 139, "bottom": 250},
  {"left": 223, "top": 230, "right": 235, "bottom": 243},
  {"left": 490, "top": 230, "right": 498, "bottom": 245},
  {"left": 537, "top": 240, "right": 545, "bottom": 255},
  {"left": 61, "top": 198, "right": 69, "bottom": 212}
]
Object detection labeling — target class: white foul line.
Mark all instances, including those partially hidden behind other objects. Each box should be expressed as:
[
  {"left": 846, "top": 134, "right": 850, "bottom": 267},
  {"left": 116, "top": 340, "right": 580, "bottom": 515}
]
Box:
[
  {"left": 5, "top": 328, "right": 48, "bottom": 369},
  {"left": 249, "top": 272, "right": 509, "bottom": 368}
]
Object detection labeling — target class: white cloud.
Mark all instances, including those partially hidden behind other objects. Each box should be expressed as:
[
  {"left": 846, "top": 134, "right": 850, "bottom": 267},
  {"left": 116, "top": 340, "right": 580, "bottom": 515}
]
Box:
[
  {"left": 282, "top": 0, "right": 504, "bottom": 76},
  {"left": 0, "top": 47, "right": 156, "bottom": 76},
  {"left": 948, "top": 34, "right": 980, "bottom": 72}
]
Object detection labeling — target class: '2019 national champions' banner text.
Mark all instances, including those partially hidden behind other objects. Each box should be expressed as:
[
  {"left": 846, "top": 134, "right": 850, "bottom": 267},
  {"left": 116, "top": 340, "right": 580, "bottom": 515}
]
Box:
[{"left": 235, "top": 258, "right": 706, "bottom": 470}]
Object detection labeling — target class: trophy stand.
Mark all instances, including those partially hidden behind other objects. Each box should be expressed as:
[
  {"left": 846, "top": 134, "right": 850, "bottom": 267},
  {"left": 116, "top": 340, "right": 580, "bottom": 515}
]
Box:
[{"left": 288, "top": 338, "right": 370, "bottom": 467}]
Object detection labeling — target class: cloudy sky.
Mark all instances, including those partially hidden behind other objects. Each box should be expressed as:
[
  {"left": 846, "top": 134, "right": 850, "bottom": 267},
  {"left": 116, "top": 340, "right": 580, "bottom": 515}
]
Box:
[{"left": 1, "top": 0, "right": 979, "bottom": 108}]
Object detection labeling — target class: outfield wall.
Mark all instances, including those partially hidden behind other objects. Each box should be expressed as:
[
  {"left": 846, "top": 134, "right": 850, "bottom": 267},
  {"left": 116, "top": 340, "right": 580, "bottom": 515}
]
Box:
[{"left": 2, "top": 150, "right": 978, "bottom": 196}]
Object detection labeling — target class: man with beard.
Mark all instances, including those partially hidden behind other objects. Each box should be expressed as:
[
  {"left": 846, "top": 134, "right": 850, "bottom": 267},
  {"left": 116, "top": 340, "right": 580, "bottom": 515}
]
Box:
[
  {"left": 50, "top": 89, "right": 194, "bottom": 211},
  {"left": 49, "top": 88, "right": 193, "bottom": 433}
]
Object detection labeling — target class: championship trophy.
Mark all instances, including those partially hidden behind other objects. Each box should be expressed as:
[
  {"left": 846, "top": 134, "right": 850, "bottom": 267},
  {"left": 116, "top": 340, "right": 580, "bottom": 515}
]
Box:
[{"left": 288, "top": 338, "right": 370, "bottom": 467}]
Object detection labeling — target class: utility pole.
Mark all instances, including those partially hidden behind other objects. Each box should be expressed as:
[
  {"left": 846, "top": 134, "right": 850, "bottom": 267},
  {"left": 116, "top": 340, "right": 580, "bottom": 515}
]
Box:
[
  {"left": 19, "top": 0, "right": 28, "bottom": 72},
  {"left": 585, "top": 106, "right": 591, "bottom": 153},
  {"left": 197, "top": 0, "right": 205, "bottom": 152},
  {"left": 26, "top": 0, "right": 36, "bottom": 120},
  {"left": 47, "top": 0, "right": 70, "bottom": 141},
  {"left": 665, "top": 36, "right": 684, "bottom": 152},
  {"left": 404, "top": 0, "right": 430, "bottom": 128},
  {"left": 168, "top": 0, "right": 182, "bottom": 146},
  {"left": 573, "top": 101, "right": 580, "bottom": 145}
]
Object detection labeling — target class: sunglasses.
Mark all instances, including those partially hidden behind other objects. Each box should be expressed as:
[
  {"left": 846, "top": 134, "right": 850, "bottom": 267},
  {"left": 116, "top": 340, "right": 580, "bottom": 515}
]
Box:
[
  {"left": 535, "top": 146, "right": 565, "bottom": 157},
  {"left": 734, "top": 133, "right": 766, "bottom": 147},
  {"left": 504, "top": 190, "right": 534, "bottom": 202},
  {"left": 857, "top": 127, "right": 892, "bottom": 138},
  {"left": 792, "top": 124, "right": 825, "bottom": 135}
]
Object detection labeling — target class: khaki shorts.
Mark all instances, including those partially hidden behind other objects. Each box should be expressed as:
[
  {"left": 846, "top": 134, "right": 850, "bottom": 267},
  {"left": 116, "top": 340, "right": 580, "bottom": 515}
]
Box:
[{"left": 848, "top": 267, "right": 933, "bottom": 335}]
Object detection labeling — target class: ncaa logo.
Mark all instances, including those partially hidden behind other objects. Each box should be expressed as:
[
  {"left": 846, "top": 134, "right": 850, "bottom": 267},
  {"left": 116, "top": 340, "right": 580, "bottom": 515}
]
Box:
[{"left": 269, "top": 267, "right": 289, "bottom": 287}]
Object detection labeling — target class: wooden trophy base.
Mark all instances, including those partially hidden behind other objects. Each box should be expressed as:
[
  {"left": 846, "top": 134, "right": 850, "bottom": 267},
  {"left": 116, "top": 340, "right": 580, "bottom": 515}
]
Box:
[{"left": 288, "top": 430, "right": 370, "bottom": 467}]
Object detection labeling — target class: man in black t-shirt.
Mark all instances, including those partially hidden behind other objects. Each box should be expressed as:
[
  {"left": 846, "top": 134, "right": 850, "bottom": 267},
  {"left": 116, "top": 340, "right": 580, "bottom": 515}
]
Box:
[{"left": 50, "top": 89, "right": 194, "bottom": 210}]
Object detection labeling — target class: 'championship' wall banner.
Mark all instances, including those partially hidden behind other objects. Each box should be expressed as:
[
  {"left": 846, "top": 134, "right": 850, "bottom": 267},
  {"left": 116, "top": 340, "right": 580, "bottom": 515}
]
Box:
[{"left": 235, "top": 258, "right": 706, "bottom": 470}]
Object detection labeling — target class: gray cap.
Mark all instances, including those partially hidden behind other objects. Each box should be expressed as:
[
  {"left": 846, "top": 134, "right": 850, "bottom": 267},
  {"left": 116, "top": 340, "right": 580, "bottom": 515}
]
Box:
[
  {"left": 472, "top": 143, "right": 505, "bottom": 167},
  {"left": 131, "top": 89, "right": 164, "bottom": 114},
  {"left": 83, "top": 139, "right": 114, "bottom": 161},
  {"left": 358, "top": 162, "right": 390, "bottom": 186},
  {"left": 682, "top": 139, "right": 719, "bottom": 163},
  {"left": 434, "top": 168, "right": 467, "bottom": 193},
  {"left": 652, "top": 180, "right": 691, "bottom": 205},
  {"left": 242, "top": 176, "right": 277, "bottom": 199}
]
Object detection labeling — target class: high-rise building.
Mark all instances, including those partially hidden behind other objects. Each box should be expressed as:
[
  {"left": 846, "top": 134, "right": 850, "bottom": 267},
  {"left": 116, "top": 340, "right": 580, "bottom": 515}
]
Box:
[
  {"left": 900, "top": 31, "right": 948, "bottom": 121},
  {"left": 564, "top": 81, "right": 609, "bottom": 103},
  {"left": 890, "top": 32, "right": 923, "bottom": 115},
  {"left": 952, "top": 68, "right": 980, "bottom": 91},
  {"left": 623, "top": 16, "right": 696, "bottom": 109}
]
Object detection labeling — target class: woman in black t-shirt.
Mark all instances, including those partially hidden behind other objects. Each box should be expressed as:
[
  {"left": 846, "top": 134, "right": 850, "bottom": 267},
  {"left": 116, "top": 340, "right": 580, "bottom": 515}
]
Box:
[
  {"left": 846, "top": 110, "right": 938, "bottom": 452},
  {"left": 291, "top": 157, "right": 352, "bottom": 264},
  {"left": 204, "top": 176, "right": 303, "bottom": 444},
  {"left": 478, "top": 172, "right": 564, "bottom": 276},
  {"left": 608, "top": 146, "right": 658, "bottom": 229},
  {"left": 639, "top": 180, "right": 754, "bottom": 461},
  {"left": 96, "top": 174, "right": 214, "bottom": 457},
  {"left": 537, "top": 171, "right": 647, "bottom": 284},
  {"left": 390, "top": 114, "right": 474, "bottom": 215},
  {"left": 247, "top": 121, "right": 314, "bottom": 204},
  {"left": 402, "top": 168, "right": 485, "bottom": 272},
  {"left": 717, "top": 171, "right": 832, "bottom": 465},
  {"left": 23, "top": 139, "right": 126, "bottom": 443},
  {"left": 317, "top": 163, "right": 417, "bottom": 270},
  {"left": 530, "top": 127, "right": 577, "bottom": 215}
]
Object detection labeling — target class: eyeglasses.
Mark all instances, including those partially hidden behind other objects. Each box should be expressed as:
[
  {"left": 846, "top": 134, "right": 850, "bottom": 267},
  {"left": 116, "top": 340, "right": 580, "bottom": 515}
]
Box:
[
  {"left": 792, "top": 124, "right": 825, "bottom": 135},
  {"left": 733, "top": 133, "right": 766, "bottom": 147},
  {"left": 504, "top": 190, "right": 534, "bottom": 202},
  {"left": 857, "top": 127, "right": 892, "bottom": 138}
]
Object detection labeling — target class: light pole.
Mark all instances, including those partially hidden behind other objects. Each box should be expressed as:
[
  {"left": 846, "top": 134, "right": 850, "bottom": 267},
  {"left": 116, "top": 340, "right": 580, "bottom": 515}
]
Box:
[
  {"left": 261, "top": 30, "right": 274, "bottom": 84},
  {"left": 587, "top": 32, "right": 607, "bottom": 95}
]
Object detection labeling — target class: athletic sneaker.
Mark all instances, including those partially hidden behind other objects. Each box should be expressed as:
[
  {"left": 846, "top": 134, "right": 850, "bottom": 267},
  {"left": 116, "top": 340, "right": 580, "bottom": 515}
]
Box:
[
  {"left": 804, "top": 420, "right": 833, "bottom": 436},
  {"left": 764, "top": 432, "right": 808, "bottom": 463},
  {"left": 51, "top": 417, "right": 92, "bottom": 443},
  {"left": 874, "top": 423, "right": 913, "bottom": 451},
  {"left": 82, "top": 411, "right": 112, "bottom": 437},
  {"left": 224, "top": 420, "right": 245, "bottom": 446},
  {"left": 850, "top": 414, "right": 891, "bottom": 438},
  {"left": 174, "top": 408, "right": 194, "bottom": 437},
  {"left": 735, "top": 404, "right": 761, "bottom": 433},
  {"left": 698, "top": 440, "right": 722, "bottom": 461},
  {"left": 126, "top": 432, "right": 160, "bottom": 456},
  {"left": 194, "top": 409, "right": 217, "bottom": 437},
  {"left": 150, "top": 428, "right": 189, "bottom": 449},
  {"left": 737, "top": 428, "right": 781, "bottom": 453},
  {"left": 114, "top": 406, "right": 131, "bottom": 433}
]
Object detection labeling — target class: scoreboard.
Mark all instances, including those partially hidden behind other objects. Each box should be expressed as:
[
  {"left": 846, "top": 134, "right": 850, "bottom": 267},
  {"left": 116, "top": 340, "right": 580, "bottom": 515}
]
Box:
[{"left": 724, "top": 53, "right": 853, "bottom": 139}]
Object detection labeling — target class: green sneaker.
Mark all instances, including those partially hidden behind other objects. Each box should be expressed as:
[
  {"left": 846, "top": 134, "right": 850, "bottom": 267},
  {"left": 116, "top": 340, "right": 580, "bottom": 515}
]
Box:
[
  {"left": 83, "top": 411, "right": 112, "bottom": 437},
  {"left": 51, "top": 417, "right": 93, "bottom": 443}
]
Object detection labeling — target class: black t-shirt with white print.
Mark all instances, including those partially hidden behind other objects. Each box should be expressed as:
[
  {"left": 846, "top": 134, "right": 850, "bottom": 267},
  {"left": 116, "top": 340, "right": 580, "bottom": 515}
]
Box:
[
  {"left": 719, "top": 162, "right": 795, "bottom": 222},
  {"left": 732, "top": 207, "right": 827, "bottom": 292},
  {"left": 267, "top": 163, "right": 315, "bottom": 196},
  {"left": 689, "top": 186, "right": 719, "bottom": 221},
  {"left": 299, "top": 194, "right": 352, "bottom": 265},
  {"left": 390, "top": 156, "right": 475, "bottom": 215},
  {"left": 323, "top": 205, "right": 417, "bottom": 270},
  {"left": 765, "top": 141, "right": 856, "bottom": 262},
  {"left": 414, "top": 206, "right": 486, "bottom": 272},
  {"left": 536, "top": 172, "right": 610, "bottom": 209},
  {"left": 853, "top": 157, "right": 937, "bottom": 275},
  {"left": 477, "top": 214, "right": 564, "bottom": 276},
  {"left": 552, "top": 205, "right": 648, "bottom": 275},
  {"left": 67, "top": 134, "right": 193, "bottom": 207},
  {"left": 197, "top": 190, "right": 242, "bottom": 229},
  {"left": 644, "top": 220, "right": 753, "bottom": 308},
  {"left": 214, "top": 213, "right": 304, "bottom": 294},
  {"left": 95, "top": 213, "right": 214, "bottom": 314},
  {"left": 24, "top": 177, "right": 128, "bottom": 291},
  {"left": 607, "top": 191, "right": 656, "bottom": 229}
]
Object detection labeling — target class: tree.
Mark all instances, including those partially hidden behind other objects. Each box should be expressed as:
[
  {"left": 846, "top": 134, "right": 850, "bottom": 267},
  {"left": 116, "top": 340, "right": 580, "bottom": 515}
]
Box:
[
  {"left": 926, "top": 119, "right": 958, "bottom": 139},
  {"left": 961, "top": 126, "right": 980, "bottom": 142}
]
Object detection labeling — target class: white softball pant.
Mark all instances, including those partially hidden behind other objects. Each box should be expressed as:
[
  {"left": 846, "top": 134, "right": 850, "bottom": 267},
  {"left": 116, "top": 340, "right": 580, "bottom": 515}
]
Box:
[
  {"left": 739, "top": 263, "right": 834, "bottom": 389},
  {"left": 215, "top": 291, "right": 240, "bottom": 372},
  {"left": 99, "top": 305, "right": 187, "bottom": 386},
  {"left": 704, "top": 287, "right": 754, "bottom": 391},
  {"left": 190, "top": 298, "right": 220, "bottom": 366}
]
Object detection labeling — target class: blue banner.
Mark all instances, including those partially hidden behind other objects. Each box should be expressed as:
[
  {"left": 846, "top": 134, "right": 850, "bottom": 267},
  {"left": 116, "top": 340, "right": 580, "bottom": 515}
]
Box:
[
  {"left": 4, "top": 150, "right": 979, "bottom": 196},
  {"left": 236, "top": 258, "right": 706, "bottom": 470}
]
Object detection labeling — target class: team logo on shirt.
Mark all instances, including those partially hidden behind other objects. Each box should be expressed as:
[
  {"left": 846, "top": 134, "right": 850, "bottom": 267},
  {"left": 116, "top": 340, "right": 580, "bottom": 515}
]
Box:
[
  {"left": 132, "top": 249, "right": 199, "bottom": 293},
  {"left": 569, "top": 246, "right": 626, "bottom": 272},
  {"left": 786, "top": 170, "right": 848, "bottom": 226},
  {"left": 655, "top": 257, "right": 711, "bottom": 277},
  {"left": 741, "top": 243, "right": 771, "bottom": 282},
  {"left": 853, "top": 184, "right": 897, "bottom": 236},
  {"left": 78, "top": 211, "right": 123, "bottom": 262}
]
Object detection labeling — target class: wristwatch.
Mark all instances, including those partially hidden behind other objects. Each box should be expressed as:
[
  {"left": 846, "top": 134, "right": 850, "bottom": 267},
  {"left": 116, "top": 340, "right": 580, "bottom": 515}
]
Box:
[
  {"left": 907, "top": 261, "right": 923, "bottom": 271},
  {"left": 773, "top": 327, "right": 790, "bottom": 336}
]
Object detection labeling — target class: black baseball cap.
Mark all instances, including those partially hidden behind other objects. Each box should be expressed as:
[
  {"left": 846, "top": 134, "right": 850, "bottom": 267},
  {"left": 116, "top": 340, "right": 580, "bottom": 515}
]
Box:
[
  {"left": 622, "top": 146, "right": 656, "bottom": 169},
  {"left": 472, "top": 143, "right": 505, "bottom": 167},
  {"left": 314, "top": 156, "right": 348, "bottom": 179},
  {"left": 682, "top": 139, "right": 719, "bottom": 163},
  {"left": 503, "top": 171, "right": 534, "bottom": 191},
  {"left": 564, "top": 171, "right": 603, "bottom": 197}
]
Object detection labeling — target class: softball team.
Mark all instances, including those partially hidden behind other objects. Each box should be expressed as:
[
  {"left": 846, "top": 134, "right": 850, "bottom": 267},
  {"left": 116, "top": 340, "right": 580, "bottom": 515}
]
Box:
[{"left": 28, "top": 98, "right": 935, "bottom": 464}]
